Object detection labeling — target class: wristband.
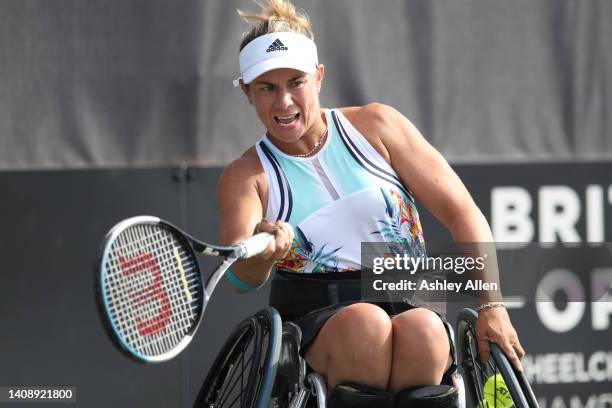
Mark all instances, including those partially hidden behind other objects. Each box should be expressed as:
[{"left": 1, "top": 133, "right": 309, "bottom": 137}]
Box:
[
  {"left": 226, "top": 268, "right": 261, "bottom": 292},
  {"left": 476, "top": 302, "right": 505, "bottom": 313}
]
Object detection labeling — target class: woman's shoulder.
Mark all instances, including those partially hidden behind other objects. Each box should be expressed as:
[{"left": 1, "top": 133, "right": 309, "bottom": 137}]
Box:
[
  {"left": 219, "top": 146, "right": 265, "bottom": 187},
  {"left": 336, "top": 103, "right": 401, "bottom": 163},
  {"left": 218, "top": 145, "right": 268, "bottom": 210},
  {"left": 337, "top": 103, "right": 400, "bottom": 128},
  {"left": 224, "top": 143, "right": 263, "bottom": 169}
]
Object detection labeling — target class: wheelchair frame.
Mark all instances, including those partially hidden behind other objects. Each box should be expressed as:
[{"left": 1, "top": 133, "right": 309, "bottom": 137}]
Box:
[
  {"left": 455, "top": 308, "right": 538, "bottom": 408},
  {"left": 194, "top": 307, "right": 538, "bottom": 408}
]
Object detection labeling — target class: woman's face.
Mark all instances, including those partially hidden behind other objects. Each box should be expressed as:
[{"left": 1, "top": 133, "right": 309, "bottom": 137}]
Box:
[{"left": 243, "top": 65, "right": 325, "bottom": 145}]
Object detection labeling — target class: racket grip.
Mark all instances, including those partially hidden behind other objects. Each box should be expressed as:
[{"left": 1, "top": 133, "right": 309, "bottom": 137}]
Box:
[{"left": 239, "top": 232, "right": 274, "bottom": 259}]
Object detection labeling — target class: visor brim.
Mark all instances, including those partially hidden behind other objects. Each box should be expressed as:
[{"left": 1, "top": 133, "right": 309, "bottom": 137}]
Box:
[{"left": 242, "top": 56, "right": 317, "bottom": 84}]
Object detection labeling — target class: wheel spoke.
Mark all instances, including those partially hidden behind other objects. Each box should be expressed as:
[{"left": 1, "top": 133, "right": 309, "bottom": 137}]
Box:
[
  {"left": 466, "top": 328, "right": 486, "bottom": 402},
  {"left": 214, "top": 363, "right": 235, "bottom": 403},
  {"left": 226, "top": 389, "right": 246, "bottom": 408},
  {"left": 196, "top": 309, "right": 280, "bottom": 408},
  {"left": 212, "top": 326, "right": 257, "bottom": 407},
  {"left": 219, "top": 353, "right": 255, "bottom": 407}
]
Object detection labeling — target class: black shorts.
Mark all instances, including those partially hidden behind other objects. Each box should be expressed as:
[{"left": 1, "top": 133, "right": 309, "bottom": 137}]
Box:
[{"left": 269, "top": 270, "right": 457, "bottom": 385}]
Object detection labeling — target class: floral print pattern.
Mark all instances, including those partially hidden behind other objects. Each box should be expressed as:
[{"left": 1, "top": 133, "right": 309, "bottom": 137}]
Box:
[
  {"left": 275, "top": 226, "right": 352, "bottom": 273},
  {"left": 372, "top": 188, "right": 426, "bottom": 256}
]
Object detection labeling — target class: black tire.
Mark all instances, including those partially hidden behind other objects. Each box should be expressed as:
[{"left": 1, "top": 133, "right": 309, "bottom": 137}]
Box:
[
  {"left": 455, "top": 308, "right": 539, "bottom": 408},
  {"left": 193, "top": 307, "right": 282, "bottom": 408},
  {"left": 270, "top": 322, "right": 307, "bottom": 407}
]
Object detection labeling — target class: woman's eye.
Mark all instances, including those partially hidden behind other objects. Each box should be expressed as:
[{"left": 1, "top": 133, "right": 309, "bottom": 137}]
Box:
[{"left": 292, "top": 80, "right": 305, "bottom": 88}]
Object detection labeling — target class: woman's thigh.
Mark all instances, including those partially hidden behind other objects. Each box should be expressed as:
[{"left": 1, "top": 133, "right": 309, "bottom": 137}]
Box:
[
  {"left": 389, "top": 307, "right": 454, "bottom": 390},
  {"left": 303, "top": 302, "right": 393, "bottom": 389}
]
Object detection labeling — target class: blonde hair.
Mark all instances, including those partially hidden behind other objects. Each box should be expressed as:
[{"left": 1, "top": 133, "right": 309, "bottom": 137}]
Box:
[{"left": 237, "top": 0, "right": 313, "bottom": 51}]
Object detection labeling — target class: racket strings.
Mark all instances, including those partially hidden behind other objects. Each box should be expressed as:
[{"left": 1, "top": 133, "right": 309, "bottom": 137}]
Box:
[
  {"left": 109, "top": 227, "right": 178, "bottom": 355},
  {"left": 117, "top": 227, "right": 198, "bottom": 356},
  {"left": 123, "top": 226, "right": 199, "bottom": 355},
  {"left": 104, "top": 224, "right": 202, "bottom": 357}
]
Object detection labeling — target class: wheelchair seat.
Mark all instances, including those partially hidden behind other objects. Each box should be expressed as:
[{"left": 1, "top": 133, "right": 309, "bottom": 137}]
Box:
[{"left": 194, "top": 307, "right": 538, "bottom": 408}]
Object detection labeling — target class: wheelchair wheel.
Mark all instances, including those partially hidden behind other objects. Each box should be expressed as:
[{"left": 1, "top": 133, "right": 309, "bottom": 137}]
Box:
[
  {"left": 455, "top": 308, "right": 538, "bottom": 408},
  {"left": 193, "top": 307, "right": 282, "bottom": 408},
  {"left": 270, "top": 322, "right": 306, "bottom": 407}
]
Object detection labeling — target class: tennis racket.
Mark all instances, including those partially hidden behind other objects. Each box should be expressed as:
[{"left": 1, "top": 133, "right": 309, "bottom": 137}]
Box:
[{"left": 95, "top": 215, "right": 273, "bottom": 363}]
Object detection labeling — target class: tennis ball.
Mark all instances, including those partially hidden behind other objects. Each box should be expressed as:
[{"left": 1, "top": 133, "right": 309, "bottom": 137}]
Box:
[{"left": 483, "top": 374, "right": 514, "bottom": 408}]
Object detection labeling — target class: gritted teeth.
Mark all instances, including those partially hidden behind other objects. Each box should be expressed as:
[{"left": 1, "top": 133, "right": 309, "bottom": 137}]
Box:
[{"left": 275, "top": 112, "right": 300, "bottom": 125}]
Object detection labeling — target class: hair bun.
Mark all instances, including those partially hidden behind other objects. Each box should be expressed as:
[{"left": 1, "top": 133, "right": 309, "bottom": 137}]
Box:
[{"left": 238, "top": 0, "right": 313, "bottom": 51}]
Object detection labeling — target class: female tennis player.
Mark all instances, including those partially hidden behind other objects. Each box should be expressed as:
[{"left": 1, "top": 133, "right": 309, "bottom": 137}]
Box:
[{"left": 218, "top": 0, "right": 525, "bottom": 406}]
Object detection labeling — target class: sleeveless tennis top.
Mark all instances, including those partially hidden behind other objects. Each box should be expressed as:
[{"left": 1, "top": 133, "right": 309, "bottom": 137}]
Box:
[{"left": 256, "top": 108, "right": 426, "bottom": 274}]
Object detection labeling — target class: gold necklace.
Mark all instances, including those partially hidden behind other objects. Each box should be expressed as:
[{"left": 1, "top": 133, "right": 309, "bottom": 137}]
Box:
[{"left": 292, "top": 128, "right": 328, "bottom": 157}]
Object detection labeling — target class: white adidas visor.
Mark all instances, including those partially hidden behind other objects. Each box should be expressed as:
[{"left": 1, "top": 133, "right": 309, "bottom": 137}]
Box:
[{"left": 233, "top": 32, "right": 318, "bottom": 87}]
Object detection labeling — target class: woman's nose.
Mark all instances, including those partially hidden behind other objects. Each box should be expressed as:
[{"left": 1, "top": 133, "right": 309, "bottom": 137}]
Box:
[{"left": 276, "top": 89, "right": 293, "bottom": 110}]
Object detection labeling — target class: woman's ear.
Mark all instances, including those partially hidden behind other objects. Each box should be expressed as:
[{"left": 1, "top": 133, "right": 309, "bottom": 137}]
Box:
[
  {"left": 239, "top": 81, "right": 252, "bottom": 104},
  {"left": 315, "top": 64, "right": 325, "bottom": 90}
]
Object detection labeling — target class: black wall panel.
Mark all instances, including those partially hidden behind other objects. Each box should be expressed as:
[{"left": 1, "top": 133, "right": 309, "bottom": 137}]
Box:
[{"left": 1, "top": 163, "right": 611, "bottom": 406}]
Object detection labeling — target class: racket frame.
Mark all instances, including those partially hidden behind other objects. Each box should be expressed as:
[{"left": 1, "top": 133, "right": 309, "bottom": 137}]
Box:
[
  {"left": 96, "top": 215, "right": 272, "bottom": 363},
  {"left": 95, "top": 216, "right": 221, "bottom": 363}
]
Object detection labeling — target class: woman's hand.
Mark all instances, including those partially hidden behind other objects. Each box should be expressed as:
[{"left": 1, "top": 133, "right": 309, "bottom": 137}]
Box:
[
  {"left": 475, "top": 306, "right": 525, "bottom": 372},
  {"left": 253, "top": 219, "right": 294, "bottom": 262}
]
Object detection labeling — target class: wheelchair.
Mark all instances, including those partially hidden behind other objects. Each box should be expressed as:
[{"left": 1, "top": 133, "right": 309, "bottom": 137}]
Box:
[{"left": 193, "top": 307, "right": 538, "bottom": 408}]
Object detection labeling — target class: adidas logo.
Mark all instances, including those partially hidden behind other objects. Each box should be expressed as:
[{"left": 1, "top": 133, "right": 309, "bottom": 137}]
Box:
[{"left": 266, "top": 39, "right": 288, "bottom": 52}]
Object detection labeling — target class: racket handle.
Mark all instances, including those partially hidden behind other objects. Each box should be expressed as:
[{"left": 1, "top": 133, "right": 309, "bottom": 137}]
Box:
[{"left": 239, "top": 232, "right": 275, "bottom": 259}]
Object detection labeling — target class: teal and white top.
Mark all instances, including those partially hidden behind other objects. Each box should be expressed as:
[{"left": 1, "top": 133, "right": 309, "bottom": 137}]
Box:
[{"left": 256, "top": 108, "right": 426, "bottom": 274}]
